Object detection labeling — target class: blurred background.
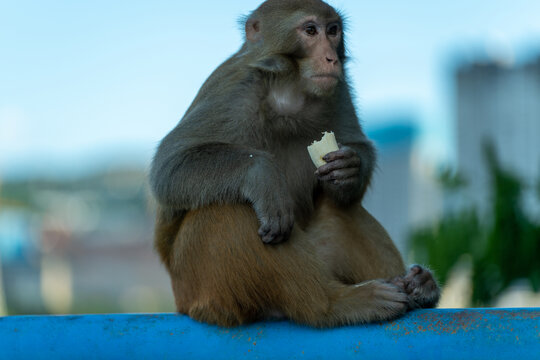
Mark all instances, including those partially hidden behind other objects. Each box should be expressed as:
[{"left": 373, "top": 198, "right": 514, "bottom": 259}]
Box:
[{"left": 1, "top": 0, "right": 539, "bottom": 315}]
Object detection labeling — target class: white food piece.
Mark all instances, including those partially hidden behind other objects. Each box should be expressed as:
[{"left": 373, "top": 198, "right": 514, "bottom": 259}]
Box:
[{"left": 307, "top": 131, "right": 339, "bottom": 168}]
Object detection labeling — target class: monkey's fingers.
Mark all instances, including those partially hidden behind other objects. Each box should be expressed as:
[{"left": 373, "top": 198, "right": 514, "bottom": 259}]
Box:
[
  {"left": 259, "top": 227, "right": 288, "bottom": 244},
  {"left": 258, "top": 221, "right": 271, "bottom": 239},
  {"left": 322, "top": 145, "right": 356, "bottom": 162},
  {"left": 258, "top": 220, "right": 280, "bottom": 244},
  {"left": 315, "top": 157, "right": 361, "bottom": 177},
  {"left": 317, "top": 167, "right": 359, "bottom": 182},
  {"left": 258, "top": 213, "right": 294, "bottom": 245}
]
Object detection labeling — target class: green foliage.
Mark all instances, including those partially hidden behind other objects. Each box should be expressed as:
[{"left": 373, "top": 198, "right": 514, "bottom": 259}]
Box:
[
  {"left": 410, "top": 142, "right": 540, "bottom": 306},
  {"left": 437, "top": 166, "right": 468, "bottom": 191},
  {"left": 411, "top": 210, "right": 481, "bottom": 286}
]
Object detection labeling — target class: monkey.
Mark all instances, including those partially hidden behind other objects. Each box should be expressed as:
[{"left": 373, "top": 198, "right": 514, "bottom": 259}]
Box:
[{"left": 150, "top": 0, "right": 440, "bottom": 328}]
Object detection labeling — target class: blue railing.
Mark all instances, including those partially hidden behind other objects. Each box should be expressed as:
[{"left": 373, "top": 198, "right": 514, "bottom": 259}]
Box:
[{"left": 0, "top": 308, "right": 539, "bottom": 359}]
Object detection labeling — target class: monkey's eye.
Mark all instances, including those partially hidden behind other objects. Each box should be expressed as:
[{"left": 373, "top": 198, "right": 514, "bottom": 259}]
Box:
[
  {"left": 304, "top": 24, "right": 318, "bottom": 36},
  {"left": 327, "top": 24, "right": 340, "bottom": 36}
]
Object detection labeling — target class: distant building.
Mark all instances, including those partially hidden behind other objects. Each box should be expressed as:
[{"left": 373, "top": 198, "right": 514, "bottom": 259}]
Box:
[
  {"left": 0, "top": 209, "right": 35, "bottom": 263},
  {"left": 364, "top": 122, "right": 442, "bottom": 258},
  {"left": 456, "top": 56, "right": 540, "bottom": 216},
  {"left": 0, "top": 170, "right": 173, "bottom": 315}
]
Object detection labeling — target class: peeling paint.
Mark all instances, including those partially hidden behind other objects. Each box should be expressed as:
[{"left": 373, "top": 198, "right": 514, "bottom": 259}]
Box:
[{"left": 0, "top": 309, "right": 538, "bottom": 359}]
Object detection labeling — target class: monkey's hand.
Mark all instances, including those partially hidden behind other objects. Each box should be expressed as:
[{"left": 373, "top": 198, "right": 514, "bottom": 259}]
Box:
[
  {"left": 315, "top": 144, "right": 362, "bottom": 204},
  {"left": 252, "top": 195, "right": 295, "bottom": 245},
  {"left": 391, "top": 265, "right": 440, "bottom": 310},
  {"left": 253, "top": 196, "right": 294, "bottom": 244}
]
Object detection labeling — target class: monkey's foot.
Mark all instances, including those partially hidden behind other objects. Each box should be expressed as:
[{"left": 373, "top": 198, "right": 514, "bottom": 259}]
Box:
[{"left": 391, "top": 265, "right": 440, "bottom": 310}]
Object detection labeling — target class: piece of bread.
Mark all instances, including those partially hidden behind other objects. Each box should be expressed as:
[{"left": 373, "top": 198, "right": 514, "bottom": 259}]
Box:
[{"left": 307, "top": 131, "right": 339, "bottom": 168}]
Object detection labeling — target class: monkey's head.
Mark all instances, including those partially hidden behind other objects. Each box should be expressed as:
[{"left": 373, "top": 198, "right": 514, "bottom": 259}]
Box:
[{"left": 245, "top": 0, "right": 345, "bottom": 97}]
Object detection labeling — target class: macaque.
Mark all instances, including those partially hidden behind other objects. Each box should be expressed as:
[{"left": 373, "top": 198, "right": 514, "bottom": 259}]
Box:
[{"left": 150, "top": 0, "right": 440, "bottom": 327}]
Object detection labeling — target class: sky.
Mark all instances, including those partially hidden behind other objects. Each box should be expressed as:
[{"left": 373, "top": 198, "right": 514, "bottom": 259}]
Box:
[{"left": 1, "top": 0, "right": 540, "bottom": 178}]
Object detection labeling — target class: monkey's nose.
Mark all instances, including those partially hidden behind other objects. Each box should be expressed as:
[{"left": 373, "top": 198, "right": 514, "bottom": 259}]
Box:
[{"left": 326, "top": 56, "right": 338, "bottom": 64}]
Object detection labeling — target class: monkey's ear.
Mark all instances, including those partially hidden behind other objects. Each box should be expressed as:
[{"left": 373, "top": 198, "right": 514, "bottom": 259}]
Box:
[
  {"left": 250, "top": 54, "right": 295, "bottom": 74},
  {"left": 245, "top": 18, "right": 262, "bottom": 42}
]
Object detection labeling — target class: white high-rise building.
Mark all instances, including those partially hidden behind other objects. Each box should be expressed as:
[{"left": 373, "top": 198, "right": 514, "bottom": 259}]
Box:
[
  {"left": 456, "top": 57, "right": 540, "bottom": 216},
  {"left": 364, "top": 122, "right": 442, "bottom": 258}
]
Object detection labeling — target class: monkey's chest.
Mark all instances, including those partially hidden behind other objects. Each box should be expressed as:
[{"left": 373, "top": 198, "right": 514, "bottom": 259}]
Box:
[{"left": 267, "top": 87, "right": 305, "bottom": 116}]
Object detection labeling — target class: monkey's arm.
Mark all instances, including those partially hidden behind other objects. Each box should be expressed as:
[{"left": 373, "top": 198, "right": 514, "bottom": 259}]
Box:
[
  {"left": 150, "top": 138, "right": 294, "bottom": 244},
  {"left": 314, "top": 85, "right": 376, "bottom": 206}
]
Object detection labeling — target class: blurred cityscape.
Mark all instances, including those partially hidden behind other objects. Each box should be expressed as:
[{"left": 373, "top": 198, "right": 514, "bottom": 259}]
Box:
[
  {"left": 0, "top": 168, "right": 174, "bottom": 315},
  {"left": 365, "top": 54, "right": 540, "bottom": 308},
  {"left": 367, "top": 55, "right": 540, "bottom": 253},
  {"left": 1, "top": 52, "right": 540, "bottom": 315}
]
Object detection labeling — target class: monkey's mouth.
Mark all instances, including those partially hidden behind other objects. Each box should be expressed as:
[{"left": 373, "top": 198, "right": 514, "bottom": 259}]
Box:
[{"left": 310, "top": 74, "right": 340, "bottom": 87}]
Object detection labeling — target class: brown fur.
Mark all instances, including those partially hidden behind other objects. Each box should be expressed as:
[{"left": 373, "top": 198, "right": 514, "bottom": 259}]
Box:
[
  {"left": 158, "top": 196, "right": 406, "bottom": 327},
  {"left": 150, "top": 0, "right": 439, "bottom": 328}
]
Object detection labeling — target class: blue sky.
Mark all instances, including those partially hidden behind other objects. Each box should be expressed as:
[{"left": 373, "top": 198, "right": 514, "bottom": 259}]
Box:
[{"left": 1, "top": 0, "right": 540, "bottom": 178}]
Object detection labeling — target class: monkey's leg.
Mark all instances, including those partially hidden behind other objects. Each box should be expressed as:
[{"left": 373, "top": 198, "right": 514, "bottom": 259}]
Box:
[
  {"left": 163, "top": 203, "right": 304, "bottom": 326},
  {"left": 276, "top": 200, "right": 410, "bottom": 327},
  {"left": 308, "top": 198, "right": 440, "bottom": 311},
  {"left": 308, "top": 198, "right": 406, "bottom": 283},
  {"left": 161, "top": 203, "right": 408, "bottom": 327},
  {"left": 316, "top": 201, "right": 440, "bottom": 309}
]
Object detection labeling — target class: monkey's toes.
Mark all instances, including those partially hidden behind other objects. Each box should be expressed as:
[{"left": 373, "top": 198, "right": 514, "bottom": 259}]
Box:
[
  {"left": 404, "top": 265, "right": 430, "bottom": 293},
  {"left": 402, "top": 266, "right": 441, "bottom": 309},
  {"left": 409, "top": 264, "right": 423, "bottom": 276}
]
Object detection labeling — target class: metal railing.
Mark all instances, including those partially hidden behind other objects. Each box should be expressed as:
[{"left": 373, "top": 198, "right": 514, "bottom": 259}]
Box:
[{"left": 1, "top": 308, "right": 539, "bottom": 359}]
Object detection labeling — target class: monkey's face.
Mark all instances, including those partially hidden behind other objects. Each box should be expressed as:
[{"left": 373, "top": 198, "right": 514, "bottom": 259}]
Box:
[
  {"left": 245, "top": 1, "right": 345, "bottom": 98},
  {"left": 295, "top": 17, "right": 344, "bottom": 97}
]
